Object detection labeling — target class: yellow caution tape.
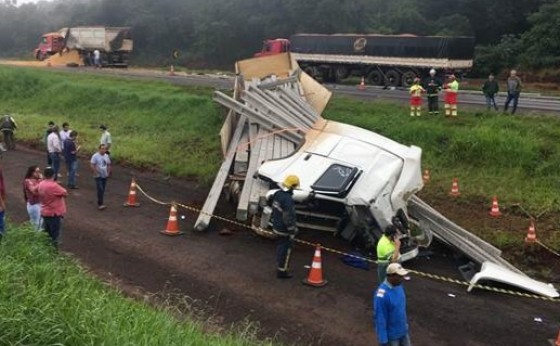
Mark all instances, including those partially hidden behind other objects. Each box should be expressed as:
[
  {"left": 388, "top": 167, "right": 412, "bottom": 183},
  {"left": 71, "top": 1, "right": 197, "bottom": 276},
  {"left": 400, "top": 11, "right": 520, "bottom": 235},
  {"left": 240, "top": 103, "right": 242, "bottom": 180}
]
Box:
[{"left": 134, "top": 182, "right": 560, "bottom": 303}]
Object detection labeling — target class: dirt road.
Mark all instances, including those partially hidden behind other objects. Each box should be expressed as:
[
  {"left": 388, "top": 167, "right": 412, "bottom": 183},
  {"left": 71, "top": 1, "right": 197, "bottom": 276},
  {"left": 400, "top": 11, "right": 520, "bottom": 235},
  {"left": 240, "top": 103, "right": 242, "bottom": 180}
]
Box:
[{"left": 3, "top": 146, "right": 558, "bottom": 345}]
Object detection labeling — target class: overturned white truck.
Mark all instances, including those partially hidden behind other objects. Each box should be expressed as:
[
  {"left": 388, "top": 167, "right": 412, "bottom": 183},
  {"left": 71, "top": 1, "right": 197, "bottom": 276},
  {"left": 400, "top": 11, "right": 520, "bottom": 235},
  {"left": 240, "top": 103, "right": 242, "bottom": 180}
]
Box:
[{"left": 196, "top": 53, "right": 558, "bottom": 298}]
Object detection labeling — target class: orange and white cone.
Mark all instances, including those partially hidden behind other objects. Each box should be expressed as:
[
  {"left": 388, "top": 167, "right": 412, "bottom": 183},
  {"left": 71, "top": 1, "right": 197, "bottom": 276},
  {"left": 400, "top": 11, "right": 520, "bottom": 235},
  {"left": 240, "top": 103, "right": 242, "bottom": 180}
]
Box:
[
  {"left": 123, "top": 178, "right": 140, "bottom": 207},
  {"left": 160, "top": 203, "right": 184, "bottom": 236},
  {"left": 169, "top": 65, "right": 175, "bottom": 76},
  {"left": 489, "top": 196, "right": 501, "bottom": 217},
  {"left": 302, "top": 245, "right": 328, "bottom": 287},
  {"left": 524, "top": 220, "right": 537, "bottom": 244},
  {"left": 358, "top": 77, "right": 366, "bottom": 90},
  {"left": 449, "top": 178, "right": 461, "bottom": 197},
  {"left": 422, "top": 169, "right": 430, "bottom": 184}
]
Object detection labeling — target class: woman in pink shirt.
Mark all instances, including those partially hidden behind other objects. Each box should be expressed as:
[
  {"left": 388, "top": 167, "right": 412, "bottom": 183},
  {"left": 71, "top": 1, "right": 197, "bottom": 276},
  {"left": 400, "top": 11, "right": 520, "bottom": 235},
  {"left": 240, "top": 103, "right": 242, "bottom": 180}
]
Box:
[
  {"left": 38, "top": 167, "right": 67, "bottom": 248},
  {"left": 23, "top": 165, "right": 43, "bottom": 230}
]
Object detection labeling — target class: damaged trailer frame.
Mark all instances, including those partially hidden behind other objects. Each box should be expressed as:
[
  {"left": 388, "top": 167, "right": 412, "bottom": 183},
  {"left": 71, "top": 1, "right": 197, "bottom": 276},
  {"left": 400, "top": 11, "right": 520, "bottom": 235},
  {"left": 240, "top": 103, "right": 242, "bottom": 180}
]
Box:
[{"left": 195, "top": 53, "right": 559, "bottom": 299}]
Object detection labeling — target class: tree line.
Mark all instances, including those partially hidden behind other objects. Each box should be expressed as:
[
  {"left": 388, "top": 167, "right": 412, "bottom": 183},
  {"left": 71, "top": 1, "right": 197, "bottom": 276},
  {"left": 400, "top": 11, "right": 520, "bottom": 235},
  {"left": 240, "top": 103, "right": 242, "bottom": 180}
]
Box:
[{"left": 1, "top": 0, "right": 559, "bottom": 77}]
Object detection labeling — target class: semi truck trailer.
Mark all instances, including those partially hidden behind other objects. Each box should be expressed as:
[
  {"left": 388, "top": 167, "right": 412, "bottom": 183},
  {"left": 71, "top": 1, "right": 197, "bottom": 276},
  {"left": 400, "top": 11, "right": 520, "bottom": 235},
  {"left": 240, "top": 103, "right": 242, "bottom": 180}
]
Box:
[{"left": 255, "top": 34, "right": 474, "bottom": 87}]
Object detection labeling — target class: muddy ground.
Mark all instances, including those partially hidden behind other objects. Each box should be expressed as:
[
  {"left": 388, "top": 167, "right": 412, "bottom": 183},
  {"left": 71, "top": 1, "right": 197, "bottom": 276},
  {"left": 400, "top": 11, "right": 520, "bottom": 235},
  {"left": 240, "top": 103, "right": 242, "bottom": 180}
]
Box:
[{"left": 3, "top": 146, "right": 559, "bottom": 345}]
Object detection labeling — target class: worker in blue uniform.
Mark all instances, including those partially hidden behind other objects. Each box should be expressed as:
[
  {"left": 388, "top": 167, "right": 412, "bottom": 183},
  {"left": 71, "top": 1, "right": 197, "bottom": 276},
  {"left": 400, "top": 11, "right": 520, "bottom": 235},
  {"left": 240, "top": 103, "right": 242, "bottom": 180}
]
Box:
[
  {"left": 374, "top": 263, "right": 412, "bottom": 346},
  {"left": 271, "top": 175, "right": 300, "bottom": 279}
]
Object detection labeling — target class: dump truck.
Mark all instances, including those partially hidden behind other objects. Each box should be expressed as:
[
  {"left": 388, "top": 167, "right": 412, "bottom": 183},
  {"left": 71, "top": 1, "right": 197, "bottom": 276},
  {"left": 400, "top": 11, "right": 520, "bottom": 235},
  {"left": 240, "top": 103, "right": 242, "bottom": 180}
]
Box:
[
  {"left": 34, "top": 26, "right": 133, "bottom": 67},
  {"left": 255, "top": 34, "right": 474, "bottom": 87}
]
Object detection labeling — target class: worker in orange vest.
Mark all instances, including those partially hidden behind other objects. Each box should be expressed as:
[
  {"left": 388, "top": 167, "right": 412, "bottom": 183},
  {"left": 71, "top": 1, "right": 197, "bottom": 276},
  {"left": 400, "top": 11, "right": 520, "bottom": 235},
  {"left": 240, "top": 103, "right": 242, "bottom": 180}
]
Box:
[
  {"left": 444, "top": 75, "right": 459, "bottom": 117},
  {"left": 409, "top": 78, "right": 426, "bottom": 117}
]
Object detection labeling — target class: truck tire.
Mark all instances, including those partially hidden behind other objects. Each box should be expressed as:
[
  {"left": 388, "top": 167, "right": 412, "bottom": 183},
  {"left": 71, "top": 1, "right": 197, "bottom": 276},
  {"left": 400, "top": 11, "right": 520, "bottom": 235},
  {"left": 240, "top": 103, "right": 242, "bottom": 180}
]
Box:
[
  {"left": 385, "top": 70, "right": 400, "bottom": 87},
  {"left": 367, "top": 70, "right": 383, "bottom": 86},
  {"left": 335, "top": 66, "right": 349, "bottom": 81},
  {"left": 401, "top": 70, "right": 418, "bottom": 88}
]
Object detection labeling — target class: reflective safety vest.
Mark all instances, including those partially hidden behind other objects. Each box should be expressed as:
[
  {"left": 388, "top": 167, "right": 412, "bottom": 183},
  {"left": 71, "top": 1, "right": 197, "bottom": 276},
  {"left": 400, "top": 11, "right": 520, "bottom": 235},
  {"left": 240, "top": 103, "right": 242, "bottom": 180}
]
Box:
[
  {"left": 445, "top": 80, "right": 459, "bottom": 104},
  {"left": 409, "top": 84, "right": 424, "bottom": 97},
  {"left": 376, "top": 235, "right": 396, "bottom": 264}
]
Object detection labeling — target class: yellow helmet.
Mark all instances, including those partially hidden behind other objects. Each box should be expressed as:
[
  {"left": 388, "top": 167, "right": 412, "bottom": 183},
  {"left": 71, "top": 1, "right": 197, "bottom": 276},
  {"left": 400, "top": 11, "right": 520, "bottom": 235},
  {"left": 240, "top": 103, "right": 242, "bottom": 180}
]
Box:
[{"left": 282, "top": 175, "right": 300, "bottom": 189}]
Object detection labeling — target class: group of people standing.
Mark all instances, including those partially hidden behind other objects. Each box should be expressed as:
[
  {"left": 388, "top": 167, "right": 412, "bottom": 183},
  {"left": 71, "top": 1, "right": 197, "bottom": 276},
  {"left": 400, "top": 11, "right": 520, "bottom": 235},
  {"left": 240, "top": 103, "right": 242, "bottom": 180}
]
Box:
[
  {"left": 409, "top": 69, "right": 524, "bottom": 117},
  {"left": 20, "top": 121, "right": 113, "bottom": 248}
]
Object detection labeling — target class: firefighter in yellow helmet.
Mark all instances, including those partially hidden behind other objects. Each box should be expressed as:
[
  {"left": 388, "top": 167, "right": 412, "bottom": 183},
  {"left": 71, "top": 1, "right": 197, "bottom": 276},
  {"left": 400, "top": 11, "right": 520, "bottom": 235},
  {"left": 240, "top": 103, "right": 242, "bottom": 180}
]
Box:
[{"left": 271, "top": 175, "right": 300, "bottom": 279}]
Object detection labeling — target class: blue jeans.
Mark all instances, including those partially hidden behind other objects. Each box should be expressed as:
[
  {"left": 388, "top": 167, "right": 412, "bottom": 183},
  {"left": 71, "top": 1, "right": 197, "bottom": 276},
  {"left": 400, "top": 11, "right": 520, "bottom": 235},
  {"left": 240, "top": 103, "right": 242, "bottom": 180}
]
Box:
[
  {"left": 66, "top": 160, "right": 78, "bottom": 187},
  {"left": 504, "top": 92, "right": 520, "bottom": 114},
  {"left": 485, "top": 95, "right": 498, "bottom": 110},
  {"left": 26, "top": 203, "right": 42, "bottom": 231},
  {"left": 43, "top": 216, "right": 62, "bottom": 248},
  {"left": 382, "top": 334, "right": 412, "bottom": 346},
  {"left": 49, "top": 152, "right": 61, "bottom": 180},
  {"left": 95, "top": 177, "right": 107, "bottom": 206}
]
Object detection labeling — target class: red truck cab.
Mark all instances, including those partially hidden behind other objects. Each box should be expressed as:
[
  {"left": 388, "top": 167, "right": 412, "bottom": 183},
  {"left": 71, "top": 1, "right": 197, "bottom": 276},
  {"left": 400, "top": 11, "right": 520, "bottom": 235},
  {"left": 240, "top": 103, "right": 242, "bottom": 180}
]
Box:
[
  {"left": 255, "top": 39, "right": 290, "bottom": 57},
  {"left": 34, "top": 33, "right": 65, "bottom": 61}
]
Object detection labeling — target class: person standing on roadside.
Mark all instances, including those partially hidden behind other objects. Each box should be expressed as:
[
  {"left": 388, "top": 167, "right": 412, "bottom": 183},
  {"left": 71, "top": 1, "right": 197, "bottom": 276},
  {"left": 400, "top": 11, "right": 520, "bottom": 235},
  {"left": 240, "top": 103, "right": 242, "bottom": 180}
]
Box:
[
  {"left": 374, "top": 263, "right": 412, "bottom": 346},
  {"left": 423, "top": 69, "right": 442, "bottom": 115},
  {"left": 99, "top": 124, "right": 112, "bottom": 155},
  {"left": 63, "top": 130, "right": 80, "bottom": 189},
  {"left": 0, "top": 114, "right": 17, "bottom": 150},
  {"left": 482, "top": 74, "right": 499, "bottom": 111},
  {"left": 271, "top": 175, "right": 300, "bottom": 279},
  {"left": 376, "top": 225, "right": 402, "bottom": 284},
  {"left": 38, "top": 167, "right": 67, "bottom": 249},
  {"left": 408, "top": 78, "right": 425, "bottom": 117},
  {"left": 444, "top": 74, "right": 459, "bottom": 117},
  {"left": 504, "top": 69, "right": 523, "bottom": 115},
  {"left": 90, "top": 144, "right": 111, "bottom": 210},
  {"left": 47, "top": 125, "right": 62, "bottom": 180},
  {"left": 93, "top": 49, "right": 101, "bottom": 68},
  {"left": 23, "top": 165, "right": 43, "bottom": 230},
  {"left": 44, "top": 121, "right": 55, "bottom": 166}
]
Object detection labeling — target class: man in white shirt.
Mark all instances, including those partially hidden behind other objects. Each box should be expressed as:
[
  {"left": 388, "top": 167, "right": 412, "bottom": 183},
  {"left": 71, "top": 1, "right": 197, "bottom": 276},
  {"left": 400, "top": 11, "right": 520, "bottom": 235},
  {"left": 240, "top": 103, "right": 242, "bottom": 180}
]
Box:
[
  {"left": 47, "top": 126, "right": 63, "bottom": 180},
  {"left": 93, "top": 49, "right": 101, "bottom": 68},
  {"left": 99, "top": 124, "right": 112, "bottom": 155}
]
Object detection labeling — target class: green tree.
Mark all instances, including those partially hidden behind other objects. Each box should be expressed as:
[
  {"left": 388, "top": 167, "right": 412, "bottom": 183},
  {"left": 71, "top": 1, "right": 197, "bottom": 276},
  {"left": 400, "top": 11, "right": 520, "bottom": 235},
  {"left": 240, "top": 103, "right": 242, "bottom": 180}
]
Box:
[{"left": 520, "top": 0, "right": 560, "bottom": 69}]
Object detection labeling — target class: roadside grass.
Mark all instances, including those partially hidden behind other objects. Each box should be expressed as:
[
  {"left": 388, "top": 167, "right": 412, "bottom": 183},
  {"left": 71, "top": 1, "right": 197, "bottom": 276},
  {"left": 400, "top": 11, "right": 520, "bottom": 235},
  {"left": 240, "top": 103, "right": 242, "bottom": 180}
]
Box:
[
  {"left": 0, "top": 66, "right": 224, "bottom": 182},
  {"left": 324, "top": 96, "right": 560, "bottom": 216},
  {"left": 0, "top": 225, "right": 278, "bottom": 346}
]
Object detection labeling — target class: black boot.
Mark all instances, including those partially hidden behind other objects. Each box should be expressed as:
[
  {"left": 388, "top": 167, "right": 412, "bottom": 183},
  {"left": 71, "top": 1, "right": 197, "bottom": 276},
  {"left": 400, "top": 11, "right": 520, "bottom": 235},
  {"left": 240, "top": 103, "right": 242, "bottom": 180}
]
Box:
[{"left": 276, "top": 270, "right": 293, "bottom": 279}]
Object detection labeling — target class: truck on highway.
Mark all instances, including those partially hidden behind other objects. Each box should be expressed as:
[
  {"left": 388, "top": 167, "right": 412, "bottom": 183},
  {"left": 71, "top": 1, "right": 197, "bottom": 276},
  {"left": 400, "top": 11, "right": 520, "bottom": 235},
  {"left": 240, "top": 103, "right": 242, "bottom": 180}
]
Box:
[
  {"left": 34, "top": 26, "right": 133, "bottom": 67},
  {"left": 255, "top": 34, "right": 474, "bottom": 87}
]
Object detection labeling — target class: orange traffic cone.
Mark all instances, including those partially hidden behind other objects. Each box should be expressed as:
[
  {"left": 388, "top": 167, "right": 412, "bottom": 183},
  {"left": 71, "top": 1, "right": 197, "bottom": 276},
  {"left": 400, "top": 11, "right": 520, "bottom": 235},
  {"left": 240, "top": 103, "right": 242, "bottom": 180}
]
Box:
[
  {"left": 449, "top": 178, "right": 461, "bottom": 197},
  {"left": 123, "top": 178, "right": 140, "bottom": 207},
  {"left": 169, "top": 65, "right": 175, "bottom": 76},
  {"left": 524, "top": 220, "right": 537, "bottom": 244},
  {"left": 160, "top": 203, "right": 184, "bottom": 236},
  {"left": 46, "top": 61, "right": 52, "bottom": 67},
  {"left": 489, "top": 196, "right": 501, "bottom": 217},
  {"left": 422, "top": 169, "right": 430, "bottom": 184},
  {"left": 358, "top": 77, "right": 366, "bottom": 90},
  {"left": 550, "top": 328, "right": 560, "bottom": 346},
  {"left": 302, "top": 245, "right": 328, "bottom": 287}
]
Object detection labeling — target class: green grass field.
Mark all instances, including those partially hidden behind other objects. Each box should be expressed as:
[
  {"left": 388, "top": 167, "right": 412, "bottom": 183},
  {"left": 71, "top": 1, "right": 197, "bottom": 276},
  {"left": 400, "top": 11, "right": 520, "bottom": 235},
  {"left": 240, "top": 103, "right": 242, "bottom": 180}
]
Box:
[{"left": 0, "top": 226, "right": 276, "bottom": 346}]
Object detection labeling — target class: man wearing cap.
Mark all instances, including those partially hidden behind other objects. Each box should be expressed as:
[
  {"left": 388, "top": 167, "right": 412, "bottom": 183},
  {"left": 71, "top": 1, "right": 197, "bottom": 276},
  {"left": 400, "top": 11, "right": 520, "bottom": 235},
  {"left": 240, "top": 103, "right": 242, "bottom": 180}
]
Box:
[
  {"left": 271, "top": 174, "right": 300, "bottom": 279},
  {"left": 99, "top": 125, "right": 112, "bottom": 155},
  {"left": 374, "top": 263, "right": 411, "bottom": 346}
]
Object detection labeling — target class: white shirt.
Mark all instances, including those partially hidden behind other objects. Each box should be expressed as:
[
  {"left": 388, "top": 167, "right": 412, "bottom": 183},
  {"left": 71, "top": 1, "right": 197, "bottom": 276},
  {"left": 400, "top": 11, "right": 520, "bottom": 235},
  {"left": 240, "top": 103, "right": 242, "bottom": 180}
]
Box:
[
  {"left": 93, "top": 50, "right": 100, "bottom": 59},
  {"left": 100, "top": 130, "right": 112, "bottom": 149},
  {"left": 59, "top": 129, "right": 70, "bottom": 148},
  {"left": 47, "top": 132, "right": 62, "bottom": 153}
]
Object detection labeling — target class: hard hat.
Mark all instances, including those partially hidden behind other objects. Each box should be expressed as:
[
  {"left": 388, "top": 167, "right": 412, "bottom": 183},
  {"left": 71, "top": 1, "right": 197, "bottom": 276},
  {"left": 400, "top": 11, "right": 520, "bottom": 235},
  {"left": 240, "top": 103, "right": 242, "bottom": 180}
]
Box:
[
  {"left": 429, "top": 69, "right": 436, "bottom": 75},
  {"left": 282, "top": 175, "right": 300, "bottom": 189}
]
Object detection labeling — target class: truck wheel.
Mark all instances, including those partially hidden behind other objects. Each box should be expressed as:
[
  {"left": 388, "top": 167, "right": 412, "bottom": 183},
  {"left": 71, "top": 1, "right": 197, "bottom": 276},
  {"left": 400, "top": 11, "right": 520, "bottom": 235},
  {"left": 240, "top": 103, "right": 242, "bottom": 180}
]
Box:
[
  {"left": 385, "top": 70, "right": 400, "bottom": 87},
  {"left": 401, "top": 70, "right": 417, "bottom": 88},
  {"left": 335, "top": 66, "right": 349, "bottom": 81},
  {"left": 367, "top": 70, "right": 383, "bottom": 86}
]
